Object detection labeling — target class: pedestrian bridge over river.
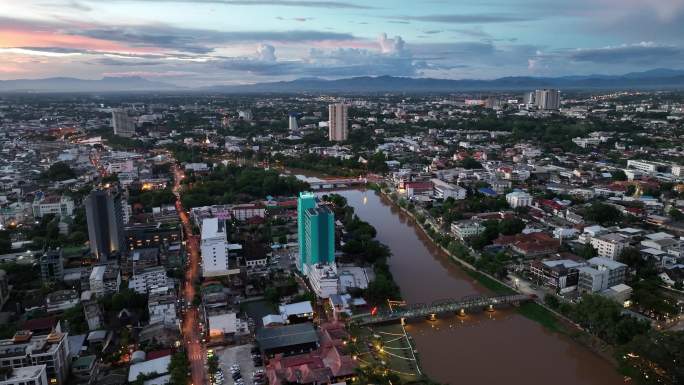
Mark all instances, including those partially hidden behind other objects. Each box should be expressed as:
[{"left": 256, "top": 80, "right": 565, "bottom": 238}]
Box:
[{"left": 351, "top": 294, "right": 536, "bottom": 325}]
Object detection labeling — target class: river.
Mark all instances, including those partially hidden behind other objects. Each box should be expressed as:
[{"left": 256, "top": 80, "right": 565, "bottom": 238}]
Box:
[{"left": 329, "top": 189, "right": 624, "bottom": 385}]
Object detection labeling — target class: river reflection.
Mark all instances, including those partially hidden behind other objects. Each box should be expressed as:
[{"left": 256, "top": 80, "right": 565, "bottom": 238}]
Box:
[{"left": 324, "top": 189, "right": 625, "bottom": 385}]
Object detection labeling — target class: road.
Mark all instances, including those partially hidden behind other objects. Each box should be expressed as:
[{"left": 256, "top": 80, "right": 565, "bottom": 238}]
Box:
[{"left": 173, "top": 165, "right": 207, "bottom": 385}]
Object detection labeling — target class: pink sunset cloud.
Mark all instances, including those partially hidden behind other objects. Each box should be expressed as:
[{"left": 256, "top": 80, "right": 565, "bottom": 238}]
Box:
[{"left": 0, "top": 27, "right": 164, "bottom": 55}]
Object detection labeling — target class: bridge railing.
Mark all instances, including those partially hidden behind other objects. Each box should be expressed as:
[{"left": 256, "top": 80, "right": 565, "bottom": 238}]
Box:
[{"left": 352, "top": 294, "right": 534, "bottom": 324}]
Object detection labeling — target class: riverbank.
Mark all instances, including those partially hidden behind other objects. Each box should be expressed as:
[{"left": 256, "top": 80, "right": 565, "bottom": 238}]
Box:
[{"left": 374, "top": 187, "right": 621, "bottom": 367}]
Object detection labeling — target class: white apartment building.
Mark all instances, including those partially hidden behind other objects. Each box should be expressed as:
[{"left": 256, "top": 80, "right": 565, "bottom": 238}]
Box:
[
  {"left": 431, "top": 178, "right": 467, "bottom": 200},
  {"left": 105, "top": 160, "right": 135, "bottom": 174},
  {"left": 185, "top": 163, "right": 210, "bottom": 172},
  {"left": 112, "top": 108, "right": 135, "bottom": 137},
  {"left": 32, "top": 195, "right": 74, "bottom": 219},
  {"left": 128, "top": 266, "right": 168, "bottom": 294},
  {"left": 572, "top": 137, "right": 601, "bottom": 148},
  {"left": 45, "top": 290, "right": 80, "bottom": 313},
  {"left": 501, "top": 169, "right": 531, "bottom": 181},
  {"left": 534, "top": 89, "right": 561, "bottom": 110},
  {"left": 590, "top": 233, "right": 628, "bottom": 260},
  {"left": 238, "top": 109, "right": 253, "bottom": 121},
  {"left": 0, "top": 332, "right": 70, "bottom": 385},
  {"left": 148, "top": 291, "right": 178, "bottom": 326},
  {"left": 231, "top": 204, "right": 266, "bottom": 221},
  {"left": 451, "top": 220, "right": 484, "bottom": 239},
  {"left": 0, "top": 365, "right": 47, "bottom": 385},
  {"left": 672, "top": 164, "right": 684, "bottom": 177},
  {"left": 201, "top": 217, "right": 229, "bottom": 277},
  {"left": 506, "top": 191, "right": 532, "bottom": 209},
  {"left": 288, "top": 113, "right": 298, "bottom": 131},
  {"left": 308, "top": 264, "right": 339, "bottom": 299},
  {"left": 578, "top": 257, "right": 627, "bottom": 294},
  {"left": 627, "top": 159, "right": 658, "bottom": 173},
  {"left": 88, "top": 264, "right": 121, "bottom": 297},
  {"left": 328, "top": 103, "right": 348, "bottom": 142},
  {"left": 83, "top": 300, "right": 103, "bottom": 331}
]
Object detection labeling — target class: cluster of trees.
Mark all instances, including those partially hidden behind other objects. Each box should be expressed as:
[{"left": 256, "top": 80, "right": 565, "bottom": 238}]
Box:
[
  {"left": 611, "top": 169, "right": 627, "bottom": 181},
  {"left": 129, "top": 187, "right": 176, "bottom": 209},
  {"left": 473, "top": 251, "right": 510, "bottom": 279},
  {"left": 99, "top": 289, "right": 149, "bottom": 323},
  {"left": 365, "top": 152, "right": 390, "bottom": 174},
  {"left": 549, "top": 294, "right": 650, "bottom": 345},
  {"left": 165, "top": 143, "right": 205, "bottom": 164},
  {"left": 427, "top": 195, "right": 510, "bottom": 227},
  {"left": 583, "top": 202, "right": 623, "bottom": 225},
  {"left": 544, "top": 288, "right": 684, "bottom": 385},
  {"left": 181, "top": 165, "right": 309, "bottom": 208},
  {"left": 263, "top": 275, "right": 300, "bottom": 305},
  {"left": 341, "top": 216, "right": 391, "bottom": 266},
  {"left": 26, "top": 213, "right": 87, "bottom": 250},
  {"left": 40, "top": 162, "right": 75, "bottom": 181},
  {"left": 103, "top": 135, "right": 148, "bottom": 151},
  {"left": 88, "top": 129, "right": 149, "bottom": 151},
  {"left": 151, "top": 163, "right": 172, "bottom": 176},
  {"left": 618, "top": 248, "right": 679, "bottom": 318},
  {"left": 469, "top": 218, "right": 526, "bottom": 251},
  {"left": 322, "top": 194, "right": 400, "bottom": 305},
  {"left": 545, "top": 293, "right": 683, "bottom": 384},
  {"left": 501, "top": 116, "right": 594, "bottom": 151},
  {"left": 207, "top": 355, "right": 219, "bottom": 374},
  {"left": 62, "top": 304, "right": 88, "bottom": 333},
  {"left": 275, "top": 153, "right": 363, "bottom": 177},
  {"left": 459, "top": 194, "right": 509, "bottom": 215},
  {"left": 618, "top": 330, "right": 684, "bottom": 385},
  {"left": 168, "top": 351, "right": 191, "bottom": 385},
  {"left": 0, "top": 262, "right": 40, "bottom": 291},
  {"left": 273, "top": 151, "right": 388, "bottom": 176},
  {"left": 0, "top": 231, "right": 11, "bottom": 254},
  {"left": 458, "top": 157, "right": 482, "bottom": 170}
]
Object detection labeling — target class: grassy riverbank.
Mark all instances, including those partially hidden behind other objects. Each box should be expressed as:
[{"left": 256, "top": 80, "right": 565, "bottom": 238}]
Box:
[
  {"left": 463, "top": 268, "right": 516, "bottom": 295},
  {"left": 517, "top": 302, "right": 563, "bottom": 332}
]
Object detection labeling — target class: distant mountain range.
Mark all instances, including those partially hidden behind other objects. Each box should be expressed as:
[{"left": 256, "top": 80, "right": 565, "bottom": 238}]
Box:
[
  {"left": 207, "top": 68, "right": 684, "bottom": 93},
  {"left": 2, "top": 68, "right": 684, "bottom": 93}
]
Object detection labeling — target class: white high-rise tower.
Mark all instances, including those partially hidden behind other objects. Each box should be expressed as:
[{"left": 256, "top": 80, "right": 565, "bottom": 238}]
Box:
[
  {"left": 328, "top": 103, "right": 348, "bottom": 141},
  {"left": 111, "top": 108, "right": 136, "bottom": 137}
]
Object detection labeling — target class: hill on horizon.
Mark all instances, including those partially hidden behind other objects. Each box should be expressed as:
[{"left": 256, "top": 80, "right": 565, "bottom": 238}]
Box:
[{"left": 2, "top": 68, "right": 684, "bottom": 93}]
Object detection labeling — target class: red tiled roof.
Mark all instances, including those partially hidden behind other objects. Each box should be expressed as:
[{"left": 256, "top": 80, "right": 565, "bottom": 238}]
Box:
[
  {"left": 276, "top": 200, "right": 297, "bottom": 207},
  {"left": 146, "top": 349, "right": 173, "bottom": 360},
  {"left": 538, "top": 199, "right": 563, "bottom": 211},
  {"left": 266, "top": 322, "right": 357, "bottom": 385},
  {"left": 494, "top": 232, "right": 558, "bottom": 255},
  {"left": 405, "top": 182, "right": 433, "bottom": 190},
  {"left": 21, "top": 317, "right": 57, "bottom": 332}
]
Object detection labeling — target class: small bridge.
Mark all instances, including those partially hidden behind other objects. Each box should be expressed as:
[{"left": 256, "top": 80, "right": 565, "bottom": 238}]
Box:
[
  {"left": 306, "top": 177, "right": 367, "bottom": 190},
  {"left": 351, "top": 294, "right": 535, "bottom": 325}
]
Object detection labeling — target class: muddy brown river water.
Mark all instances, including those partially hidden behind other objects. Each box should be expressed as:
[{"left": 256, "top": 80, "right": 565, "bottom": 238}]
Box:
[{"left": 330, "top": 189, "right": 624, "bottom": 385}]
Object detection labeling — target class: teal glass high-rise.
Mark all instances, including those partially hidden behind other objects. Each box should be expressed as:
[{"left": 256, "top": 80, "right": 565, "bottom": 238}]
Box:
[{"left": 297, "top": 192, "right": 334, "bottom": 274}]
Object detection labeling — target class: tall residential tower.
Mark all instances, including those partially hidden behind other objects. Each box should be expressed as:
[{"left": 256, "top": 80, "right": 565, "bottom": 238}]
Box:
[
  {"left": 328, "top": 103, "right": 348, "bottom": 141},
  {"left": 111, "top": 108, "right": 136, "bottom": 137},
  {"left": 297, "top": 192, "right": 334, "bottom": 275},
  {"left": 85, "top": 189, "right": 124, "bottom": 261},
  {"left": 200, "top": 217, "right": 229, "bottom": 277},
  {"left": 534, "top": 89, "right": 561, "bottom": 110},
  {"left": 288, "top": 112, "right": 299, "bottom": 131}
]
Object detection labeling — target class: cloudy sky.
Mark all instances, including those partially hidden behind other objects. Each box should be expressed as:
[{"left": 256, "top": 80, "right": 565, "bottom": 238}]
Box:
[{"left": 1, "top": 0, "right": 683, "bottom": 86}]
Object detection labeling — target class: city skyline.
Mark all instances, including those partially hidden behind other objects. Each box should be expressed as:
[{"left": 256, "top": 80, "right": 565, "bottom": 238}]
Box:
[{"left": 1, "top": 0, "right": 684, "bottom": 87}]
